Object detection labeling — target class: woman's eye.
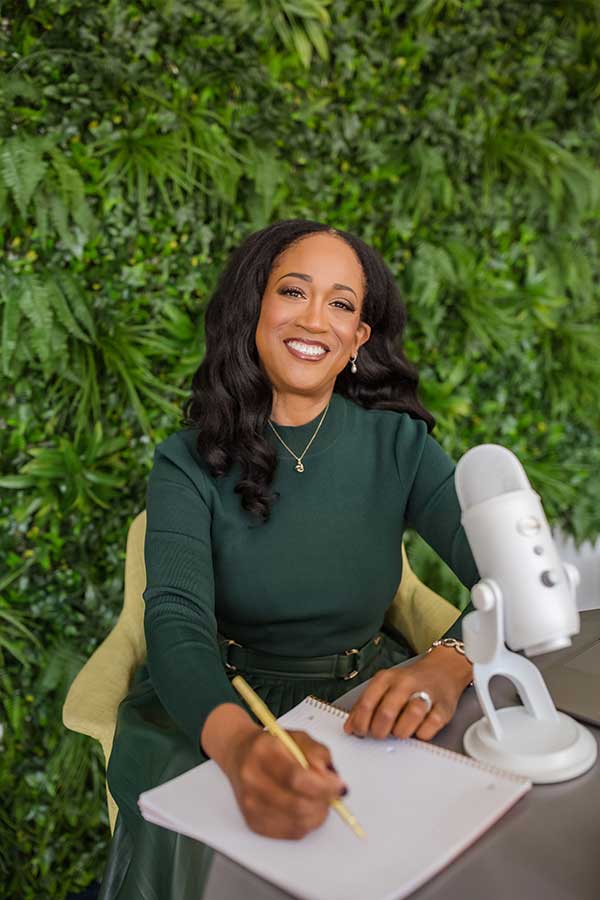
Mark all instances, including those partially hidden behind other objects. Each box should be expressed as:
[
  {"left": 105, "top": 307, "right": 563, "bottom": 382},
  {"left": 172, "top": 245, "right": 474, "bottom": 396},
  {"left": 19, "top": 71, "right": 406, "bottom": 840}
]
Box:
[
  {"left": 331, "top": 300, "right": 354, "bottom": 312},
  {"left": 279, "top": 287, "right": 354, "bottom": 312}
]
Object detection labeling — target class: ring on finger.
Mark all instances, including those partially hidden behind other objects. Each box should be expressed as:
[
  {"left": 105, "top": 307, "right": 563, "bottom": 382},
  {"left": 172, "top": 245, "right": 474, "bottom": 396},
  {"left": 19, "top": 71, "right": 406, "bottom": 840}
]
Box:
[{"left": 407, "top": 690, "right": 433, "bottom": 715}]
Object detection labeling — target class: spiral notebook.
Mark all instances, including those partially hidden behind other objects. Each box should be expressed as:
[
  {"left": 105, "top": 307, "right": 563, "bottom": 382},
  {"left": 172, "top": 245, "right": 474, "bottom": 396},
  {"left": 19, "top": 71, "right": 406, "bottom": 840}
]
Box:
[{"left": 139, "top": 696, "right": 531, "bottom": 900}]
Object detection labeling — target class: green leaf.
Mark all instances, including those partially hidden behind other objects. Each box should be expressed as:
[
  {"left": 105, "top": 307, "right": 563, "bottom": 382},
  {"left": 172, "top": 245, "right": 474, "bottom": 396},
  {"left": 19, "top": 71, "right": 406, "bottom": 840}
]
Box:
[
  {"left": 0, "top": 475, "right": 38, "bottom": 489},
  {"left": 47, "top": 277, "right": 90, "bottom": 342},
  {"left": 56, "top": 274, "right": 96, "bottom": 340},
  {"left": 0, "top": 137, "right": 47, "bottom": 218},
  {"left": 1, "top": 289, "right": 21, "bottom": 378}
]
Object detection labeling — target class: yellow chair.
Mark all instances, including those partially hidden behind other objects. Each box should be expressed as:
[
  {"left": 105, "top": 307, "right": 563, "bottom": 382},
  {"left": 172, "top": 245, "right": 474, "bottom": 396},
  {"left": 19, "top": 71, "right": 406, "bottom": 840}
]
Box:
[{"left": 62, "top": 511, "right": 459, "bottom": 834}]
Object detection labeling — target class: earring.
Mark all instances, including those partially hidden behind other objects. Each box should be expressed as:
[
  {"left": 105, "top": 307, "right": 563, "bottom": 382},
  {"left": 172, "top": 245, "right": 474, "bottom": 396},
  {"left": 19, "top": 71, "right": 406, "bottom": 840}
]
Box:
[{"left": 350, "top": 353, "right": 358, "bottom": 374}]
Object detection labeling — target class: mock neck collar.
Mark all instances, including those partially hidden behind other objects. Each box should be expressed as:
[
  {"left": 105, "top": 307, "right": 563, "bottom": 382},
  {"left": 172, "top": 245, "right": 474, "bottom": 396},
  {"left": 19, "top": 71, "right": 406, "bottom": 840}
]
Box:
[{"left": 265, "top": 391, "right": 346, "bottom": 461}]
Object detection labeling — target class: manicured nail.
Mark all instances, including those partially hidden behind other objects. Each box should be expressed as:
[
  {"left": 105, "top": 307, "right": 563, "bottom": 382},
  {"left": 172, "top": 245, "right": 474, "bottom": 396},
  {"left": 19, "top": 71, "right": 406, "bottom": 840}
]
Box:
[
  {"left": 327, "top": 762, "right": 338, "bottom": 773},
  {"left": 340, "top": 786, "right": 349, "bottom": 797}
]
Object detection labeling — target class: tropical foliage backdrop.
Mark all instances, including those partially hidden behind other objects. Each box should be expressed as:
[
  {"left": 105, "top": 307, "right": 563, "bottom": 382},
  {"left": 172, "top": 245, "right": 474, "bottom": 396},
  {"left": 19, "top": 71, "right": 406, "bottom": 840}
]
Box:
[{"left": 1, "top": 0, "right": 599, "bottom": 896}]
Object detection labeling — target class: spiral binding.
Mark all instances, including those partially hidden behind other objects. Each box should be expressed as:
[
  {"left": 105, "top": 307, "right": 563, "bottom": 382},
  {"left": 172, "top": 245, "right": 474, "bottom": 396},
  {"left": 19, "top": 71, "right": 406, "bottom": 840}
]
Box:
[
  {"left": 306, "top": 696, "right": 527, "bottom": 784},
  {"left": 402, "top": 737, "right": 528, "bottom": 784},
  {"left": 307, "top": 695, "right": 348, "bottom": 719}
]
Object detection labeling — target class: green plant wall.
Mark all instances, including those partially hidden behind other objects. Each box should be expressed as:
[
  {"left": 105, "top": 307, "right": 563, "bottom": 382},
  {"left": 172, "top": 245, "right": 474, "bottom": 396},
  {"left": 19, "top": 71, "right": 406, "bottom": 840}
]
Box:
[{"left": 1, "top": 1, "right": 599, "bottom": 896}]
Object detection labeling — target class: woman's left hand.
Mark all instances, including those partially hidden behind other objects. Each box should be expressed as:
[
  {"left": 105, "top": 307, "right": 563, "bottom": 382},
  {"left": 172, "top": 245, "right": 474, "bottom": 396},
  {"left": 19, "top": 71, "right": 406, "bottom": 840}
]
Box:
[{"left": 344, "top": 645, "right": 473, "bottom": 742}]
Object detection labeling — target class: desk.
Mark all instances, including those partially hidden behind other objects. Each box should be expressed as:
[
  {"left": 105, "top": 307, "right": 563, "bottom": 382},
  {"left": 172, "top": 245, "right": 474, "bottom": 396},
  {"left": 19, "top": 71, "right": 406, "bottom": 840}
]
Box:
[{"left": 201, "top": 610, "right": 600, "bottom": 900}]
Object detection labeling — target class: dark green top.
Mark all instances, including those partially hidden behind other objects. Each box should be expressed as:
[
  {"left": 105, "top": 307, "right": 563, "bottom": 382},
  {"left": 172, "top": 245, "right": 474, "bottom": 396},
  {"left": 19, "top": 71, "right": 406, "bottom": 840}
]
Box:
[{"left": 143, "top": 392, "right": 478, "bottom": 746}]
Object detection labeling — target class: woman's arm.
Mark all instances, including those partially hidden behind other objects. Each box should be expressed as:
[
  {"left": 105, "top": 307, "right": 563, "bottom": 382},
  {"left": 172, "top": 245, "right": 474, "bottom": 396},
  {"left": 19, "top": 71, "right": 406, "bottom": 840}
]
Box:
[
  {"left": 392, "top": 420, "right": 479, "bottom": 644},
  {"left": 402, "top": 429, "right": 478, "bottom": 590},
  {"left": 345, "top": 421, "right": 477, "bottom": 741},
  {"left": 143, "top": 437, "right": 246, "bottom": 745}
]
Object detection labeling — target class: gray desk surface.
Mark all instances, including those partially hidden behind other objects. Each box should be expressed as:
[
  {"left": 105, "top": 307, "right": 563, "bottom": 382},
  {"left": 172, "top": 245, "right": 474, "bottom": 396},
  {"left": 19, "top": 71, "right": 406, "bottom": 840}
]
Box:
[{"left": 203, "top": 610, "right": 600, "bottom": 900}]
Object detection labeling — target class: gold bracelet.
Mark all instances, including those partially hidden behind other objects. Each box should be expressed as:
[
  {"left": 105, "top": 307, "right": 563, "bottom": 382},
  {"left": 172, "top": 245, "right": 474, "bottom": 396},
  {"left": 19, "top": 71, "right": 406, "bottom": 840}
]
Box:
[{"left": 427, "top": 637, "right": 466, "bottom": 656}]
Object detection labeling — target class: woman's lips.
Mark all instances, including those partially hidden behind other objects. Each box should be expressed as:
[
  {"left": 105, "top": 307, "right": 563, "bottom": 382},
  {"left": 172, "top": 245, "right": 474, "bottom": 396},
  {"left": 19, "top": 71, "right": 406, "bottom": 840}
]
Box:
[{"left": 284, "top": 339, "right": 329, "bottom": 362}]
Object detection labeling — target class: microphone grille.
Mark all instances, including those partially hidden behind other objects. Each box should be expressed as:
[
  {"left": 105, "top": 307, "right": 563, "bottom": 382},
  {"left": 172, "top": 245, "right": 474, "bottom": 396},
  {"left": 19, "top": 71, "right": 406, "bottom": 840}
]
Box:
[{"left": 455, "top": 444, "right": 531, "bottom": 511}]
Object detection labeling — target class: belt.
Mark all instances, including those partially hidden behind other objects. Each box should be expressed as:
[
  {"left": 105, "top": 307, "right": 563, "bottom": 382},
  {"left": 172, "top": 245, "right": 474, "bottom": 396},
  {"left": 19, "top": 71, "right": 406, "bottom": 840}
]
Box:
[{"left": 218, "top": 632, "right": 384, "bottom": 681}]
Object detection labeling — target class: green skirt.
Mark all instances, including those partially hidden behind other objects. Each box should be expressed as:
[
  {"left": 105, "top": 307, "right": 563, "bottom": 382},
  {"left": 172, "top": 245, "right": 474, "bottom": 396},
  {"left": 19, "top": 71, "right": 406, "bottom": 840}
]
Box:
[{"left": 99, "top": 632, "right": 412, "bottom": 900}]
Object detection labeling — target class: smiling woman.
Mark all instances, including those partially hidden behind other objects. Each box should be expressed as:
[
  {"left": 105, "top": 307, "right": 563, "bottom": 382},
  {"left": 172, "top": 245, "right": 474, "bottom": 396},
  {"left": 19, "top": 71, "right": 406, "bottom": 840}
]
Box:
[
  {"left": 255, "top": 233, "right": 371, "bottom": 424},
  {"left": 99, "top": 219, "right": 477, "bottom": 900}
]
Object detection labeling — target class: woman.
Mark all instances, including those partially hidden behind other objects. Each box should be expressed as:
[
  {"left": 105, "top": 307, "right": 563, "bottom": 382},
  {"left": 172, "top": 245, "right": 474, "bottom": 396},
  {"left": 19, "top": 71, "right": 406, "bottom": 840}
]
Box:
[{"left": 100, "top": 219, "right": 477, "bottom": 899}]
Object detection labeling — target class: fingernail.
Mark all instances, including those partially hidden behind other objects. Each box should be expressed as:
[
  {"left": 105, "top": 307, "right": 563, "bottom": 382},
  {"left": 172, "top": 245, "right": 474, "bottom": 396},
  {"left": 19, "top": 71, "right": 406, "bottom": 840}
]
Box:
[
  {"left": 327, "top": 763, "right": 338, "bottom": 773},
  {"left": 340, "top": 786, "right": 349, "bottom": 797}
]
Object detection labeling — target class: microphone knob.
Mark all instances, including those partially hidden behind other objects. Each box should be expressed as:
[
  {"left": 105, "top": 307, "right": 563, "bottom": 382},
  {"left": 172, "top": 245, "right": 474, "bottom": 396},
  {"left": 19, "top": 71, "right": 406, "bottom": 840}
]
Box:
[
  {"left": 517, "top": 515, "right": 542, "bottom": 537},
  {"left": 540, "top": 569, "right": 560, "bottom": 587},
  {"left": 472, "top": 581, "right": 496, "bottom": 611}
]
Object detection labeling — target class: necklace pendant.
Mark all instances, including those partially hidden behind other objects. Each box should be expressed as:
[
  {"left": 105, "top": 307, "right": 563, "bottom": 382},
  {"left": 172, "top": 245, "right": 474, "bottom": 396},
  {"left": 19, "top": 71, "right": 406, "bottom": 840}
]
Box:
[{"left": 295, "top": 460, "right": 305, "bottom": 473}]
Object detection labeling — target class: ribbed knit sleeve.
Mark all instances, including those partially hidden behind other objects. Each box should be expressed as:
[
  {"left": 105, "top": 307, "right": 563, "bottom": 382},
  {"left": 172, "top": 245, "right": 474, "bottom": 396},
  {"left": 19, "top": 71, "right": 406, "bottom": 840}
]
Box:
[
  {"left": 396, "top": 418, "right": 479, "bottom": 641},
  {"left": 143, "top": 437, "right": 245, "bottom": 747}
]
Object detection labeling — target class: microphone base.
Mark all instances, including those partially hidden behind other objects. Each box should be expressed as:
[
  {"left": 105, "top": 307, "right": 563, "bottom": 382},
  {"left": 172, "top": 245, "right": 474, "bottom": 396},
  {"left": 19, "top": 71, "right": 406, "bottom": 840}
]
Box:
[{"left": 464, "top": 707, "right": 597, "bottom": 783}]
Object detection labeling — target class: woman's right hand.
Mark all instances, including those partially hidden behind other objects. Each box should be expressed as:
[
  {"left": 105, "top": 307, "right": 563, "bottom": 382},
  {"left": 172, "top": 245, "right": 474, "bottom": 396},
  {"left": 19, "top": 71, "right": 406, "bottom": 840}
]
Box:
[{"left": 202, "top": 704, "right": 347, "bottom": 840}]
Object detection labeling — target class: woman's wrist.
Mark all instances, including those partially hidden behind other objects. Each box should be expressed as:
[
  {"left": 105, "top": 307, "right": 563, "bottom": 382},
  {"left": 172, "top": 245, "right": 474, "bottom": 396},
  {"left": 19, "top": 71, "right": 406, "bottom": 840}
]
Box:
[
  {"left": 200, "top": 703, "right": 261, "bottom": 772},
  {"left": 426, "top": 644, "right": 473, "bottom": 690}
]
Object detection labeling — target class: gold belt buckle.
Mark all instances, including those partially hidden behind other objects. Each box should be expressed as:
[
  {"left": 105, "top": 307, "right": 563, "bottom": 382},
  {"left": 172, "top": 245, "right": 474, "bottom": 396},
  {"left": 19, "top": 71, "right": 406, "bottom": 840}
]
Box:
[
  {"left": 342, "top": 634, "right": 382, "bottom": 680},
  {"left": 343, "top": 647, "right": 360, "bottom": 680},
  {"left": 224, "top": 638, "right": 242, "bottom": 672}
]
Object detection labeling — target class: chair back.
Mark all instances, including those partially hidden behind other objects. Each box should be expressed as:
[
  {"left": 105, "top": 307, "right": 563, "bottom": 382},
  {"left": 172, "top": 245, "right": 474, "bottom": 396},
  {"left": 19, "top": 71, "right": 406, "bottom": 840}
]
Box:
[
  {"left": 385, "top": 545, "right": 460, "bottom": 654},
  {"left": 119, "top": 509, "right": 147, "bottom": 666}
]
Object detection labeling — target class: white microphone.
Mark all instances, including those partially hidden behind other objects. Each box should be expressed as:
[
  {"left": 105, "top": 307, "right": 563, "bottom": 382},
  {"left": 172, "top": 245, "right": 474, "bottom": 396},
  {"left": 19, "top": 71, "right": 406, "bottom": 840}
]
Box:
[
  {"left": 455, "top": 443, "right": 579, "bottom": 657},
  {"left": 454, "top": 443, "right": 596, "bottom": 783}
]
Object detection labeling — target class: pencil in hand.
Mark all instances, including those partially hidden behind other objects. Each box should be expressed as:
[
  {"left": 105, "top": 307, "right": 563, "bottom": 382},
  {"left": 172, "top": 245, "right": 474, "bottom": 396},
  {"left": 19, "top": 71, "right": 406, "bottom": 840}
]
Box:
[{"left": 231, "top": 674, "right": 366, "bottom": 839}]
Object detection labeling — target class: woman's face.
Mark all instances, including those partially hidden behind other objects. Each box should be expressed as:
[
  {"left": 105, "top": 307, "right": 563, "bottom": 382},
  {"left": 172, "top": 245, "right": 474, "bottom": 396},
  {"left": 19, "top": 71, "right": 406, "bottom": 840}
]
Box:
[{"left": 255, "top": 233, "right": 371, "bottom": 401}]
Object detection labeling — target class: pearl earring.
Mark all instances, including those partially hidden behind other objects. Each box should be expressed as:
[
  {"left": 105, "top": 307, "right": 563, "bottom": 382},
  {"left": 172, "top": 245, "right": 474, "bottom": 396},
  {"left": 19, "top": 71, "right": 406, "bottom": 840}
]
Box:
[{"left": 350, "top": 353, "right": 358, "bottom": 374}]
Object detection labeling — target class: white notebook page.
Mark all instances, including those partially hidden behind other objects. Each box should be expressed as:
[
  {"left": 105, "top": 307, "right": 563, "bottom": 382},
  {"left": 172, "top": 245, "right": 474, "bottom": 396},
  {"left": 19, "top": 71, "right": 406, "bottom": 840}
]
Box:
[{"left": 139, "top": 697, "right": 531, "bottom": 900}]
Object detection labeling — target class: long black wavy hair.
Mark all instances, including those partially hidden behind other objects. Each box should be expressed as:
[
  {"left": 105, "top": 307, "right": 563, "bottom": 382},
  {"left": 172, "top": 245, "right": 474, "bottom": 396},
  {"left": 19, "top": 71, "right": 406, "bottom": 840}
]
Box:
[{"left": 183, "top": 219, "right": 434, "bottom": 522}]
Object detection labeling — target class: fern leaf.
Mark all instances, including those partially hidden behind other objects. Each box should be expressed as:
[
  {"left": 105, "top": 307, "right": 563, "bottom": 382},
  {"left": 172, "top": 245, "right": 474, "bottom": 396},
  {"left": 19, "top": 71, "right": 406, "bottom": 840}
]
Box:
[
  {"left": 48, "top": 319, "right": 69, "bottom": 369},
  {"left": 49, "top": 192, "right": 71, "bottom": 247},
  {"left": 0, "top": 137, "right": 47, "bottom": 218},
  {"left": 48, "top": 147, "right": 94, "bottom": 236},
  {"left": 1, "top": 284, "right": 21, "bottom": 377},
  {"left": 49, "top": 149, "right": 84, "bottom": 207},
  {"left": 32, "top": 190, "right": 50, "bottom": 245},
  {"left": 0, "top": 179, "right": 8, "bottom": 228},
  {"left": 56, "top": 273, "right": 96, "bottom": 340},
  {"left": 47, "top": 276, "right": 89, "bottom": 343},
  {"left": 18, "top": 275, "right": 54, "bottom": 335}
]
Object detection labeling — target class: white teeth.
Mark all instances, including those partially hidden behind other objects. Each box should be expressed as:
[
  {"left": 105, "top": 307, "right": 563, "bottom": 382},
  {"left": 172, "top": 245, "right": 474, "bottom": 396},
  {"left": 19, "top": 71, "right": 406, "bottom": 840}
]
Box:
[{"left": 287, "top": 340, "right": 327, "bottom": 357}]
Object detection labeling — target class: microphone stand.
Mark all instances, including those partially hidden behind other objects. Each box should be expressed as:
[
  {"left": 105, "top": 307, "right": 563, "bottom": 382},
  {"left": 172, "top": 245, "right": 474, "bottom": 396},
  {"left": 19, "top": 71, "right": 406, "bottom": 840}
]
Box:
[{"left": 462, "top": 574, "right": 596, "bottom": 782}]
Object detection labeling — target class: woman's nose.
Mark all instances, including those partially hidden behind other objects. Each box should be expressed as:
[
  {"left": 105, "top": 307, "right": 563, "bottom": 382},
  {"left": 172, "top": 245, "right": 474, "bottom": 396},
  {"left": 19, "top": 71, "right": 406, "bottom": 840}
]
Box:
[{"left": 295, "top": 298, "right": 328, "bottom": 332}]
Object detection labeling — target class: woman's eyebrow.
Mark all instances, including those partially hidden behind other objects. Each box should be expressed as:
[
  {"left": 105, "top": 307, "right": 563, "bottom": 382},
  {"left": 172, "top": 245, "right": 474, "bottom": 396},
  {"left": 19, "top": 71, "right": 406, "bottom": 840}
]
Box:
[{"left": 275, "top": 272, "right": 358, "bottom": 299}]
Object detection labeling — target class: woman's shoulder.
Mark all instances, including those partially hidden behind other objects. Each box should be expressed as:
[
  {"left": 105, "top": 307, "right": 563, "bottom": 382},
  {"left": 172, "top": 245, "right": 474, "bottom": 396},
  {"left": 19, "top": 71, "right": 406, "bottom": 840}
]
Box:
[
  {"left": 152, "top": 426, "right": 213, "bottom": 482},
  {"left": 340, "top": 394, "right": 429, "bottom": 441},
  {"left": 155, "top": 425, "right": 200, "bottom": 456}
]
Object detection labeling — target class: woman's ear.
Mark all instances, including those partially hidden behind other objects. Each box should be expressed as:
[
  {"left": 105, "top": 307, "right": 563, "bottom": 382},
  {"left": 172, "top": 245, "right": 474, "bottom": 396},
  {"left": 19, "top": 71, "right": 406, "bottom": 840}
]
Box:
[{"left": 355, "top": 321, "right": 371, "bottom": 351}]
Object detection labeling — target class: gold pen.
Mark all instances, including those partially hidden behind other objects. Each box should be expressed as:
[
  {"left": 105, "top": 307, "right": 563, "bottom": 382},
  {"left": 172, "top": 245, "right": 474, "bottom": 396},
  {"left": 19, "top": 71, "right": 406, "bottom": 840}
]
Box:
[{"left": 231, "top": 674, "right": 366, "bottom": 839}]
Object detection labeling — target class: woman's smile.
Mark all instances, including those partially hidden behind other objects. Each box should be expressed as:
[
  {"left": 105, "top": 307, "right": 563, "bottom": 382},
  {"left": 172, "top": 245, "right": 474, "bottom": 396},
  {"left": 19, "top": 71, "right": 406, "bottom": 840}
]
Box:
[{"left": 284, "top": 338, "right": 330, "bottom": 361}]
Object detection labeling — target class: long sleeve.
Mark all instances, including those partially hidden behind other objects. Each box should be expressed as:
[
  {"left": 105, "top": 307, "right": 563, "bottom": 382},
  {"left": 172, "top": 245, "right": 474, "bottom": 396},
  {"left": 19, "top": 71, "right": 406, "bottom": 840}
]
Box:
[
  {"left": 143, "top": 438, "right": 244, "bottom": 747},
  {"left": 398, "top": 420, "right": 479, "bottom": 641}
]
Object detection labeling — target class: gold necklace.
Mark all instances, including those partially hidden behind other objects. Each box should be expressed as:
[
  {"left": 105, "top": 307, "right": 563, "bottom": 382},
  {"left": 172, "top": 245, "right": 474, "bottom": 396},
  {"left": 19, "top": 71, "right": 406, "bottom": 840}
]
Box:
[{"left": 267, "top": 402, "right": 330, "bottom": 473}]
